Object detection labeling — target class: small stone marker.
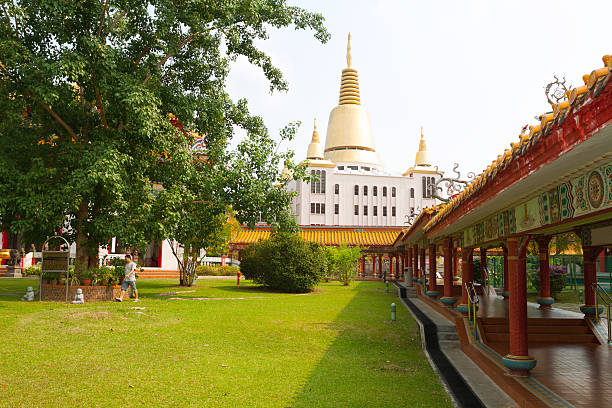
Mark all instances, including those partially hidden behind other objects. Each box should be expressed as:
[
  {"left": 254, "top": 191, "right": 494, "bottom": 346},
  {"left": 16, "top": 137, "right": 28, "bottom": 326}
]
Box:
[
  {"left": 21, "top": 286, "right": 35, "bottom": 302},
  {"left": 71, "top": 288, "right": 85, "bottom": 304}
]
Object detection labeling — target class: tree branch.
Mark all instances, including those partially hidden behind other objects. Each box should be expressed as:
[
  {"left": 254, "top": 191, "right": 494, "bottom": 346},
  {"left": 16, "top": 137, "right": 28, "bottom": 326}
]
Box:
[
  {"left": 96, "top": 89, "right": 108, "bottom": 128},
  {"left": 108, "top": 10, "right": 128, "bottom": 33},
  {"left": 143, "top": 33, "right": 198, "bottom": 85},
  {"left": 97, "top": 0, "right": 109, "bottom": 38}
]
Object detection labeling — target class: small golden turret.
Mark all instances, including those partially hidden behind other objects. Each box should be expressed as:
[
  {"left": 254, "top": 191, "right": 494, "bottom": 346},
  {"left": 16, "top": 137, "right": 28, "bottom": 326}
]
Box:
[
  {"left": 415, "top": 126, "right": 431, "bottom": 166},
  {"left": 306, "top": 118, "right": 324, "bottom": 160}
]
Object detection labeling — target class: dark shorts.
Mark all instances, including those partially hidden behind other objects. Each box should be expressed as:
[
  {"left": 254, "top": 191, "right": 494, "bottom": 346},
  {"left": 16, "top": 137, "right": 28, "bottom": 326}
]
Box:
[{"left": 121, "top": 280, "right": 137, "bottom": 292}]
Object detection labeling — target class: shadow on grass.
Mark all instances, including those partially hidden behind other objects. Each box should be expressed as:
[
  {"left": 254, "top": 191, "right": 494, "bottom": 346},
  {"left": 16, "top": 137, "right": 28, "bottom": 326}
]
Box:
[{"left": 289, "top": 281, "right": 452, "bottom": 408}]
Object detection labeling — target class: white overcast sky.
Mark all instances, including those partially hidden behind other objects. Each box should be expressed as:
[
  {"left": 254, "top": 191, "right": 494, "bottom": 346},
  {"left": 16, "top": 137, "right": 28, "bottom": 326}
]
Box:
[{"left": 226, "top": 0, "right": 612, "bottom": 177}]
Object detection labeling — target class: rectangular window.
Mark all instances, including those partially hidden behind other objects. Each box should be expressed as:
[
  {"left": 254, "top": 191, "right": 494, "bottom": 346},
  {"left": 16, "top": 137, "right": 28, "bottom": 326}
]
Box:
[
  {"left": 410, "top": 207, "right": 414, "bottom": 214},
  {"left": 383, "top": 186, "right": 387, "bottom": 197},
  {"left": 311, "top": 170, "right": 316, "bottom": 193},
  {"left": 354, "top": 185, "right": 359, "bottom": 195},
  {"left": 311, "top": 203, "right": 315, "bottom": 213},
  {"left": 315, "top": 170, "right": 321, "bottom": 194},
  {"left": 363, "top": 185, "right": 368, "bottom": 196},
  {"left": 337, "top": 166, "right": 344, "bottom": 170},
  {"left": 422, "top": 177, "right": 427, "bottom": 198},
  {"left": 348, "top": 165, "right": 358, "bottom": 170},
  {"left": 373, "top": 206, "right": 378, "bottom": 216},
  {"left": 373, "top": 186, "right": 378, "bottom": 196},
  {"left": 354, "top": 205, "right": 359, "bottom": 215},
  {"left": 334, "top": 184, "right": 339, "bottom": 194},
  {"left": 334, "top": 204, "right": 339, "bottom": 215},
  {"left": 383, "top": 206, "right": 387, "bottom": 216},
  {"left": 321, "top": 171, "right": 326, "bottom": 193},
  {"left": 363, "top": 206, "right": 368, "bottom": 216},
  {"left": 321, "top": 203, "right": 325, "bottom": 214},
  {"left": 392, "top": 206, "right": 396, "bottom": 217},
  {"left": 392, "top": 187, "right": 396, "bottom": 198},
  {"left": 315, "top": 203, "right": 321, "bottom": 214}
]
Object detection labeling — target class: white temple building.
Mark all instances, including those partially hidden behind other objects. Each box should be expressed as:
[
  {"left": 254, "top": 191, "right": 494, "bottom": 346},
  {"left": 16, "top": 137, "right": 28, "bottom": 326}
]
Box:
[{"left": 286, "top": 34, "right": 442, "bottom": 227}]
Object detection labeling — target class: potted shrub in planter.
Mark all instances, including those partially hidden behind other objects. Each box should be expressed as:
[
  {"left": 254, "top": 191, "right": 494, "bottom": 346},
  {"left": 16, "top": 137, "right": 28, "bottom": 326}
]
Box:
[{"left": 80, "top": 269, "right": 93, "bottom": 286}]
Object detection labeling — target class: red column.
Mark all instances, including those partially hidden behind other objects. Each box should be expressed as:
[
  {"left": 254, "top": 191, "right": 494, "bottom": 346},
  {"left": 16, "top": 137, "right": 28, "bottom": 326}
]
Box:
[
  {"left": 440, "top": 239, "right": 456, "bottom": 306},
  {"left": 453, "top": 247, "right": 459, "bottom": 278},
  {"left": 395, "top": 255, "right": 400, "bottom": 279},
  {"left": 537, "top": 237, "right": 553, "bottom": 309},
  {"left": 581, "top": 245, "right": 603, "bottom": 316},
  {"left": 390, "top": 256, "right": 394, "bottom": 278},
  {"left": 372, "top": 255, "right": 376, "bottom": 277},
  {"left": 502, "top": 245, "right": 509, "bottom": 298},
  {"left": 502, "top": 237, "right": 536, "bottom": 376},
  {"left": 378, "top": 255, "right": 383, "bottom": 279},
  {"left": 413, "top": 244, "right": 419, "bottom": 280},
  {"left": 458, "top": 248, "right": 474, "bottom": 312},
  {"left": 427, "top": 244, "right": 438, "bottom": 295},
  {"left": 399, "top": 254, "right": 404, "bottom": 279},
  {"left": 420, "top": 248, "right": 426, "bottom": 282}
]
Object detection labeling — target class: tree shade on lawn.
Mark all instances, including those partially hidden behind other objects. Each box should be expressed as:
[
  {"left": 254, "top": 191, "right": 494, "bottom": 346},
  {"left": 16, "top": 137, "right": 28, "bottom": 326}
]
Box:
[{"left": 0, "top": 279, "right": 452, "bottom": 407}]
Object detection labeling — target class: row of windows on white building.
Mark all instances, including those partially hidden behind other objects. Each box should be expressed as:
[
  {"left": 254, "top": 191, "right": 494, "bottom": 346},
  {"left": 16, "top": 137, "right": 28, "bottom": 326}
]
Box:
[
  {"left": 310, "top": 203, "right": 398, "bottom": 217},
  {"left": 310, "top": 170, "right": 438, "bottom": 199}
]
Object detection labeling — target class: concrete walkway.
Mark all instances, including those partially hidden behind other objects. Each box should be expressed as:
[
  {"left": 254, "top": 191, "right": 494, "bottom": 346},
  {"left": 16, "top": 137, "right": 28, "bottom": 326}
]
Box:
[{"left": 401, "top": 295, "right": 518, "bottom": 408}]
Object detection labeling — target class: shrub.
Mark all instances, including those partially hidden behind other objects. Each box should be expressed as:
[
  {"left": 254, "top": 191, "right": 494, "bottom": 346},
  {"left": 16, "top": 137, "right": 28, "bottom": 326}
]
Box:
[
  {"left": 528, "top": 265, "right": 568, "bottom": 297},
  {"left": 217, "top": 265, "right": 240, "bottom": 276},
  {"left": 325, "top": 245, "right": 361, "bottom": 285},
  {"left": 196, "top": 265, "right": 218, "bottom": 276},
  {"left": 241, "top": 232, "right": 326, "bottom": 293},
  {"left": 23, "top": 265, "right": 41, "bottom": 276}
]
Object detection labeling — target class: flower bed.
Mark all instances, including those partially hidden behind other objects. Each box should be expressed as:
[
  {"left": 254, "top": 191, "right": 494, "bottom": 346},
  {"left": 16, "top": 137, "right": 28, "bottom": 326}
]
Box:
[{"left": 40, "top": 284, "right": 122, "bottom": 302}]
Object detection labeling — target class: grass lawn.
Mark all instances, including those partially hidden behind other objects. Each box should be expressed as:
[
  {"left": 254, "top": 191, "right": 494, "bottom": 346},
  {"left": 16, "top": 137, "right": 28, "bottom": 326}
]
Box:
[{"left": 0, "top": 278, "right": 452, "bottom": 408}]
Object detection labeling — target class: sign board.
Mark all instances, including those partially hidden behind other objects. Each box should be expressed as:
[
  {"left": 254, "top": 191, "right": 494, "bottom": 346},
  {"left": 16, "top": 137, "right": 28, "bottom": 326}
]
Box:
[{"left": 41, "top": 251, "right": 69, "bottom": 273}]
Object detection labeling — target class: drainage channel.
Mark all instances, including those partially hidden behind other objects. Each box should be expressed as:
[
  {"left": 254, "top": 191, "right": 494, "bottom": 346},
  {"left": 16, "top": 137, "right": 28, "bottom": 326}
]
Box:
[{"left": 395, "top": 285, "right": 485, "bottom": 408}]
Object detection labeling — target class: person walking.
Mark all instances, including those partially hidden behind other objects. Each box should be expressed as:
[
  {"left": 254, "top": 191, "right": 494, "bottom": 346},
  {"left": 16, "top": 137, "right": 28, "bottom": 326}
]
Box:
[{"left": 115, "top": 254, "right": 139, "bottom": 302}]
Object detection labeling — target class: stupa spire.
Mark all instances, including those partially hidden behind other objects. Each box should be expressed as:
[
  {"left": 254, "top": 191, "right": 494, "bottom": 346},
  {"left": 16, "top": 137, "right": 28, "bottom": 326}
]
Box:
[
  {"left": 415, "top": 126, "right": 431, "bottom": 166},
  {"left": 311, "top": 118, "right": 319, "bottom": 143},
  {"left": 338, "top": 33, "right": 360, "bottom": 105},
  {"left": 306, "top": 117, "right": 324, "bottom": 160}
]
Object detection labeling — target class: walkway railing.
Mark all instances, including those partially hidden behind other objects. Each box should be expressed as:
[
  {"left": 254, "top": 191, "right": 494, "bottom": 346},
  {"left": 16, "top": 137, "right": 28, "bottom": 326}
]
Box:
[
  {"left": 481, "top": 265, "right": 497, "bottom": 296},
  {"left": 593, "top": 283, "right": 611, "bottom": 344},
  {"left": 465, "top": 281, "right": 480, "bottom": 325}
]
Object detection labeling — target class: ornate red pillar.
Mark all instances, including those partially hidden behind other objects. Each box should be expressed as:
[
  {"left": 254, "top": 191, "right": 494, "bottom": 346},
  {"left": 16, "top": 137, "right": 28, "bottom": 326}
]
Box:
[
  {"left": 453, "top": 247, "right": 459, "bottom": 279},
  {"left": 502, "top": 245, "right": 509, "bottom": 298},
  {"left": 458, "top": 248, "right": 474, "bottom": 313},
  {"left": 399, "top": 254, "right": 404, "bottom": 279},
  {"left": 420, "top": 247, "right": 426, "bottom": 282},
  {"left": 440, "top": 238, "right": 456, "bottom": 306},
  {"left": 581, "top": 242, "right": 603, "bottom": 316},
  {"left": 413, "top": 244, "right": 419, "bottom": 281},
  {"left": 372, "top": 255, "right": 377, "bottom": 277},
  {"left": 395, "top": 255, "right": 400, "bottom": 279},
  {"left": 536, "top": 237, "right": 553, "bottom": 309},
  {"left": 502, "top": 237, "right": 536, "bottom": 376},
  {"left": 427, "top": 244, "right": 438, "bottom": 296},
  {"left": 390, "top": 255, "right": 394, "bottom": 278}
]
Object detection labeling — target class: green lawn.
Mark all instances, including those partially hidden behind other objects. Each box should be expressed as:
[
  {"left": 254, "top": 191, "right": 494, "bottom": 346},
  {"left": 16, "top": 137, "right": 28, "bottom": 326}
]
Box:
[{"left": 0, "top": 278, "right": 451, "bottom": 408}]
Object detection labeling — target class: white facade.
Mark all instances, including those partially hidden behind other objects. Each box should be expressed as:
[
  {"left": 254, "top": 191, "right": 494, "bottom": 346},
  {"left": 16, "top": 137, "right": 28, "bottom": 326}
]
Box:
[{"left": 288, "top": 163, "right": 439, "bottom": 227}]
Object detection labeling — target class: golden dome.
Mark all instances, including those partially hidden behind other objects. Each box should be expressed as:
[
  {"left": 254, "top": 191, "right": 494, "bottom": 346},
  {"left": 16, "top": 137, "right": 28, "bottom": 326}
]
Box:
[{"left": 323, "top": 33, "right": 382, "bottom": 167}]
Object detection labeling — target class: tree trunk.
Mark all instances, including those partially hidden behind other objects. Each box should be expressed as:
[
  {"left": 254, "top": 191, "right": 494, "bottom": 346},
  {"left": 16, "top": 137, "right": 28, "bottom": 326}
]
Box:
[{"left": 75, "top": 199, "right": 89, "bottom": 273}]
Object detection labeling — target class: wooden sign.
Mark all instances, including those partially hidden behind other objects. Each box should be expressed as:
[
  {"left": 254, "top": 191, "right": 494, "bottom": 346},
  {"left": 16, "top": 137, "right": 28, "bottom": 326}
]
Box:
[{"left": 41, "top": 251, "right": 69, "bottom": 273}]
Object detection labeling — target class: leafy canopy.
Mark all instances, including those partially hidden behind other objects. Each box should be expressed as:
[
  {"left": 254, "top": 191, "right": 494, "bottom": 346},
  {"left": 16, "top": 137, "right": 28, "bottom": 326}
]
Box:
[{"left": 0, "top": 0, "right": 329, "bottom": 268}]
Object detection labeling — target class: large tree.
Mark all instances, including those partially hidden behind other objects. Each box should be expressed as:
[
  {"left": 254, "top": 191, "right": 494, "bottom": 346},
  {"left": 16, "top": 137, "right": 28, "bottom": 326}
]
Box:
[{"left": 0, "top": 0, "right": 328, "bottom": 273}]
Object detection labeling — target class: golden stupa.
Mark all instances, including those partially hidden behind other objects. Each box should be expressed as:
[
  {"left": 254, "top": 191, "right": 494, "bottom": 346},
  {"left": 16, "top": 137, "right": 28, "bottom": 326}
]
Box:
[
  {"left": 323, "top": 33, "right": 382, "bottom": 168},
  {"left": 306, "top": 118, "right": 324, "bottom": 160},
  {"left": 403, "top": 127, "right": 439, "bottom": 176}
]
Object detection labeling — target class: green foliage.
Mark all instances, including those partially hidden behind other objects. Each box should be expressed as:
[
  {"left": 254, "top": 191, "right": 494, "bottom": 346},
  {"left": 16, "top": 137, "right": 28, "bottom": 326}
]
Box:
[
  {"left": 240, "top": 232, "right": 325, "bottom": 293},
  {"left": 0, "top": 0, "right": 329, "bottom": 278},
  {"left": 528, "top": 265, "right": 569, "bottom": 298},
  {"left": 23, "top": 265, "right": 40, "bottom": 276},
  {"left": 195, "top": 264, "right": 239, "bottom": 276},
  {"left": 325, "top": 244, "right": 362, "bottom": 286}
]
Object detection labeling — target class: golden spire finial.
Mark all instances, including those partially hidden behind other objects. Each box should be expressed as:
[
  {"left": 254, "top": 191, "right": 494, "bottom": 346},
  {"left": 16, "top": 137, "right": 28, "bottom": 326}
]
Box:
[
  {"left": 346, "top": 33, "right": 352, "bottom": 68},
  {"left": 311, "top": 118, "right": 320, "bottom": 143},
  {"left": 314, "top": 117, "right": 317, "bottom": 131},
  {"left": 421, "top": 126, "right": 424, "bottom": 139}
]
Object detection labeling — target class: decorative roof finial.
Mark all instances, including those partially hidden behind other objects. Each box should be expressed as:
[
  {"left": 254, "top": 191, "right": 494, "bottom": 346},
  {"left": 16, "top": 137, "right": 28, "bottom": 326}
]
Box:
[
  {"left": 346, "top": 33, "right": 352, "bottom": 68},
  {"left": 421, "top": 126, "right": 424, "bottom": 139},
  {"left": 314, "top": 117, "right": 317, "bottom": 131}
]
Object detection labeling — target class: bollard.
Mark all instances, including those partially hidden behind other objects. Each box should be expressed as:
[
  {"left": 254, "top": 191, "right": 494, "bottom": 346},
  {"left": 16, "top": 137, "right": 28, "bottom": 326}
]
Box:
[
  {"left": 237, "top": 271, "right": 241, "bottom": 286},
  {"left": 391, "top": 303, "right": 396, "bottom": 321},
  {"left": 385, "top": 282, "right": 389, "bottom": 292}
]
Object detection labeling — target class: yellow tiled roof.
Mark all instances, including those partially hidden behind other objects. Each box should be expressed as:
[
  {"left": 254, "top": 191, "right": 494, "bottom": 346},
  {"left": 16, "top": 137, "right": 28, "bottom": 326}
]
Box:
[
  {"left": 425, "top": 54, "right": 612, "bottom": 232},
  {"left": 230, "top": 228, "right": 400, "bottom": 247}
]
